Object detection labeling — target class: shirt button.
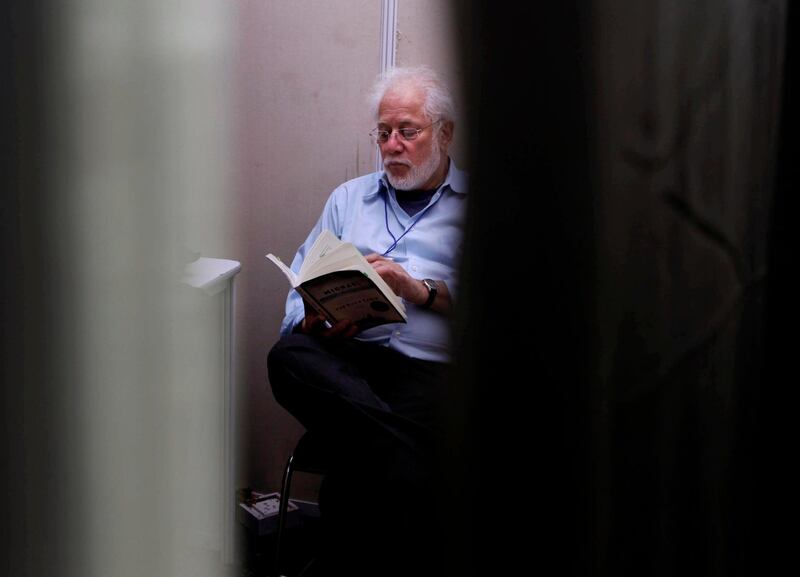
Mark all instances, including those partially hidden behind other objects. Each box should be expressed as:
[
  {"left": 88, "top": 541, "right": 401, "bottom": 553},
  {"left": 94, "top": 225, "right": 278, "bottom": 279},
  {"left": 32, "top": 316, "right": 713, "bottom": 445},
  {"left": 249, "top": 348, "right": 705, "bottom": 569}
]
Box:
[
  {"left": 394, "top": 331, "right": 401, "bottom": 337},
  {"left": 411, "top": 265, "right": 418, "bottom": 272}
]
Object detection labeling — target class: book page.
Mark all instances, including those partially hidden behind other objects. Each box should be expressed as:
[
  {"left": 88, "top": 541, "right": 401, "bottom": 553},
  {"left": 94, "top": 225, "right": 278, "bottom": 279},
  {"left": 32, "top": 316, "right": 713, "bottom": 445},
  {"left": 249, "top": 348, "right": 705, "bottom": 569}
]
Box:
[
  {"left": 299, "top": 229, "right": 344, "bottom": 279},
  {"left": 265, "top": 253, "right": 299, "bottom": 287},
  {"left": 303, "top": 241, "right": 365, "bottom": 280}
]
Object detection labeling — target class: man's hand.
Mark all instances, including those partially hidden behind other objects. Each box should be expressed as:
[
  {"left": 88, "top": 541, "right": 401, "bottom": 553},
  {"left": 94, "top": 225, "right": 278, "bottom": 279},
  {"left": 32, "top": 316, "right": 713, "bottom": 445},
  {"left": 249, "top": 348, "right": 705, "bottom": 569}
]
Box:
[
  {"left": 366, "top": 254, "right": 451, "bottom": 313},
  {"left": 298, "top": 302, "right": 359, "bottom": 339},
  {"left": 365, "top": 254, "right": 429, "bottom": 304}
]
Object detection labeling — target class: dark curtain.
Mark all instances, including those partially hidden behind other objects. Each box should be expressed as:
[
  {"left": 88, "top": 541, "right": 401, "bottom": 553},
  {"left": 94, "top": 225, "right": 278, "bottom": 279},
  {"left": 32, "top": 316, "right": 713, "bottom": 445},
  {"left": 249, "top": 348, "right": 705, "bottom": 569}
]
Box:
[
  {"left": 445, "top": 1, "right": 795, "bottom": 575},
  {"left": 2, "top": 3, "right": 53, "bottom": 576}
]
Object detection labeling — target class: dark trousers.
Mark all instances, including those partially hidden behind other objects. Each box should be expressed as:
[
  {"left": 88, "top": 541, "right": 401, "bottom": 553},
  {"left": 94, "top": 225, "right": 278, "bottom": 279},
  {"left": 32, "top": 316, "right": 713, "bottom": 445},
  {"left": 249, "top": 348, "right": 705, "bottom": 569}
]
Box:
[{"left": 267, "top": 333, "right": 449, "bottom": 576}]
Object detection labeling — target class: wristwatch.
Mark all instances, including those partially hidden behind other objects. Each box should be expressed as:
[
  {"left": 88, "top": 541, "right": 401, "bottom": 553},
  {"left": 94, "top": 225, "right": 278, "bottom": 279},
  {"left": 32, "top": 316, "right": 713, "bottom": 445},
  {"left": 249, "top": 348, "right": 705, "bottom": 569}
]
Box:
[{"left": 421, "top": 278, "right": 438, "bottom": 309}]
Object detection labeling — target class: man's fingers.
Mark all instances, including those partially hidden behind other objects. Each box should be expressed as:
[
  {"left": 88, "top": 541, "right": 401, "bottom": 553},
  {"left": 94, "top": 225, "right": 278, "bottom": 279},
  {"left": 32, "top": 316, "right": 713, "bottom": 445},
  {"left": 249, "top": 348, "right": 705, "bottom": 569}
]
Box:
[
  {"left": 365, "top": 253, "right": 387, "bottom": 263},
  {"left": 322, "top": 319, "right": 356, "bottom": 338},
  {"left": 301, "top": 313, "right": 326, "bottom": 333}
]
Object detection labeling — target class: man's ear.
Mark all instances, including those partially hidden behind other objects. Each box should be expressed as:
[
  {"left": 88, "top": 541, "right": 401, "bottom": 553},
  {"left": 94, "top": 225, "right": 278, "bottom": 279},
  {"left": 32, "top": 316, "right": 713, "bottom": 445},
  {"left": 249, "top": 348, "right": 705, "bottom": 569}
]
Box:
[{"left": 438, "top": 121, "right": 454, "bottom": 147}]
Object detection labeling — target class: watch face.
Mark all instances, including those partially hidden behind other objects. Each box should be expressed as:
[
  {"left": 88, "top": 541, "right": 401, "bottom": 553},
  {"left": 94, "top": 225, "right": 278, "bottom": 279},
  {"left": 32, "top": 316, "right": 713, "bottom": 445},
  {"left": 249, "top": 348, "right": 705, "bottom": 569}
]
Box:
[{"left": 422, "top": 279, "right": 437, "bottom": 308}]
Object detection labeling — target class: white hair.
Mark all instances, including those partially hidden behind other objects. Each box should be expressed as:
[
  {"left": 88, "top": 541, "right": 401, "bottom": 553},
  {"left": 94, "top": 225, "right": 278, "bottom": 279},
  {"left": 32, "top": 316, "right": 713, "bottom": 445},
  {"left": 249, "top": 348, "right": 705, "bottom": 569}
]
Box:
[{"left": 368, "top": 66, "right": 456, "bottom": 125}]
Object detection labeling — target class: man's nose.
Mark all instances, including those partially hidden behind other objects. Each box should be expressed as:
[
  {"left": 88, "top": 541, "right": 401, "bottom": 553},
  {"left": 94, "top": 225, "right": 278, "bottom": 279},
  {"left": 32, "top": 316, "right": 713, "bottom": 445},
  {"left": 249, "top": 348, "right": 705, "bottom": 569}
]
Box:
[{"left": 384, "top": 131, "right": 405, "bottom": 152}]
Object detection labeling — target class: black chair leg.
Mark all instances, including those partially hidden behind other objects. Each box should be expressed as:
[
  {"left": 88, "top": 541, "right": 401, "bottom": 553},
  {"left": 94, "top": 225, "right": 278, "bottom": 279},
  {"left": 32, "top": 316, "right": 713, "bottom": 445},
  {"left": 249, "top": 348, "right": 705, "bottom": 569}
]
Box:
[{"left": 274, "top": 451, "right": 295, "bottom": 576}]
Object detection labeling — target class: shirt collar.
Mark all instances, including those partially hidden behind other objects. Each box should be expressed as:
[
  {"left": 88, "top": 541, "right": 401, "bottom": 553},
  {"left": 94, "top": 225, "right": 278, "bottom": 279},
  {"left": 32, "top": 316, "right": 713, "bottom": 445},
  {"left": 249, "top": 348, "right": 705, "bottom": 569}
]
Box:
[{"left": 367, "top": 158, "right": 469, "bottom": 199}]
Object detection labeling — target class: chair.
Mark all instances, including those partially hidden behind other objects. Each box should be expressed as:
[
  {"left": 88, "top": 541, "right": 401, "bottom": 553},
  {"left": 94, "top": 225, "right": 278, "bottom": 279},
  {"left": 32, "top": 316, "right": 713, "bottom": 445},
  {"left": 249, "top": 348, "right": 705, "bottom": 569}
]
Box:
[{"left": 274, "top": 432, "right": 328, "bottom": 577}]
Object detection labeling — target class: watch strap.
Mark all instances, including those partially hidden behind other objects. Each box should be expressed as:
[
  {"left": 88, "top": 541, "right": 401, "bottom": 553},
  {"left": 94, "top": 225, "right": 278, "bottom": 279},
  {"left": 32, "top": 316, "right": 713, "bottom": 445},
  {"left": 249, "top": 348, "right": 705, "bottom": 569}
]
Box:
[{"left": 421, "top": 279, "right": 438, "bottom": 308}]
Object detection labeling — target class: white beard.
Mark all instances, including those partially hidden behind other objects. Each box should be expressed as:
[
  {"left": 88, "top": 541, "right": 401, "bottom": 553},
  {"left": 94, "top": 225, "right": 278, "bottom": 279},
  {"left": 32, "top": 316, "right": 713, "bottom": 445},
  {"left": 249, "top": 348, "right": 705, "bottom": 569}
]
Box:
[{"left": 384, "top": 139, "right": 442, "bottom": 191}]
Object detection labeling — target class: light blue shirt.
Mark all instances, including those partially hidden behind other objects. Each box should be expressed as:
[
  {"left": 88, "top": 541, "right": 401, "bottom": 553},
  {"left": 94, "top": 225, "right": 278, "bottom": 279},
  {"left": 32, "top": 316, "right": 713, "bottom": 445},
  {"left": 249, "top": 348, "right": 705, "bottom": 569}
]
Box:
[{"left": 280, "top": 160, "right": 468, "bottom": 363}]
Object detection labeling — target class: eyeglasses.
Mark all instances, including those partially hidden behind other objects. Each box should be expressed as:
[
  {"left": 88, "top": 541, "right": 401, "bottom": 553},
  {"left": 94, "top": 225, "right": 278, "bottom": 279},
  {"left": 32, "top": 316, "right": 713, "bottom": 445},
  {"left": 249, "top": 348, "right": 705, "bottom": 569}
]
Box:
[{"left": 370, "top": 120, "right": 441, "bottom": 144}]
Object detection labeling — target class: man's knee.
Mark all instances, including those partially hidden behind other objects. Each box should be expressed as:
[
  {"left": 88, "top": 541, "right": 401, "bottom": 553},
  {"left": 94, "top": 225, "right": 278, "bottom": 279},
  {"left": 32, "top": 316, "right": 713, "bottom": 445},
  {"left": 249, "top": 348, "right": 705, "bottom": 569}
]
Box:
[
  {"left": 267, "top": 332, "right": 318, "bottom": 368},
  {"left": 267, "top": 333, "right": 313, "bottom": 405}
]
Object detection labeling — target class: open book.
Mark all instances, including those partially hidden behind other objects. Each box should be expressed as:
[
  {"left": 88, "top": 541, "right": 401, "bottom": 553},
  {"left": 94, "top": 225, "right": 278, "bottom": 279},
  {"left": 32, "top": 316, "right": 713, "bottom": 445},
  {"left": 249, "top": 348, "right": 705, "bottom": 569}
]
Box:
[{"left": 267, "top": 230, "right": 407, "bottom": 331}]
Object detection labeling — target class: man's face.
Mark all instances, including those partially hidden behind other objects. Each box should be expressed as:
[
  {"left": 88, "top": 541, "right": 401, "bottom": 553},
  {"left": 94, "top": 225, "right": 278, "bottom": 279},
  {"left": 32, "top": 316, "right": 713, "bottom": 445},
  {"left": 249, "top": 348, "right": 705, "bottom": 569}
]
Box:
[{"left": 377, "top": 86, "right": 450, "bottom": 191}]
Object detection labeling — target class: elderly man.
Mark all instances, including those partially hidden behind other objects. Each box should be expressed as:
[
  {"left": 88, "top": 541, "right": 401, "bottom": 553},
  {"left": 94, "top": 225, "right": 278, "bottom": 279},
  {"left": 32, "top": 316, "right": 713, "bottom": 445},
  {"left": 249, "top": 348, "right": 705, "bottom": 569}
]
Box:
[{"left": 267, "top": 66, "right": 466, "bottom": 576}]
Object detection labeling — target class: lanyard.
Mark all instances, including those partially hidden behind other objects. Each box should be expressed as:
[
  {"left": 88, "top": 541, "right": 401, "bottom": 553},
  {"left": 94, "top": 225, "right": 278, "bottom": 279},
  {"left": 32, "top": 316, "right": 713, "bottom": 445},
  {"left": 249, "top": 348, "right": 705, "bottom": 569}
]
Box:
[{"left": 381, "top": 186, "right": 442, "bottom": 256}]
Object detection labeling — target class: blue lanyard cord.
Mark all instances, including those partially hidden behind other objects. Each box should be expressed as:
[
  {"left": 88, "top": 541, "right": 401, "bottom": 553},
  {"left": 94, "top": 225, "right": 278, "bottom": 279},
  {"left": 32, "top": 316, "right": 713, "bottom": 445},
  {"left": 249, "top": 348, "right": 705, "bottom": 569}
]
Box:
[
  {"left": 381, "top": 190, "right": 439, "bottom": 256},
  {"left": 382, "top": 195, "right": 400, "bottom": 255}
]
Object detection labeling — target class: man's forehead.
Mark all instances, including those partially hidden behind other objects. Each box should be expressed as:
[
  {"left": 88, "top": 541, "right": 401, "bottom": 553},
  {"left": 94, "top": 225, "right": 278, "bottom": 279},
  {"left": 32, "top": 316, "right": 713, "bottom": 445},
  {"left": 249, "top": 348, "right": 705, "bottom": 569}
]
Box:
[{"left": 378, "top": 95, "right": 428, "bottom": 124}]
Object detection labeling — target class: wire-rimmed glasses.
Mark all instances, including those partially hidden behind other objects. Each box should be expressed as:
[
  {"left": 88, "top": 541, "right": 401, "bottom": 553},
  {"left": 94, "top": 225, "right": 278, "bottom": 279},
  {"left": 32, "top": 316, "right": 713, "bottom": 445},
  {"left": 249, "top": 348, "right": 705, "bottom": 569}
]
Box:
[{"left": 370, "top": 119, "right": 441, "bottom": 144}]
